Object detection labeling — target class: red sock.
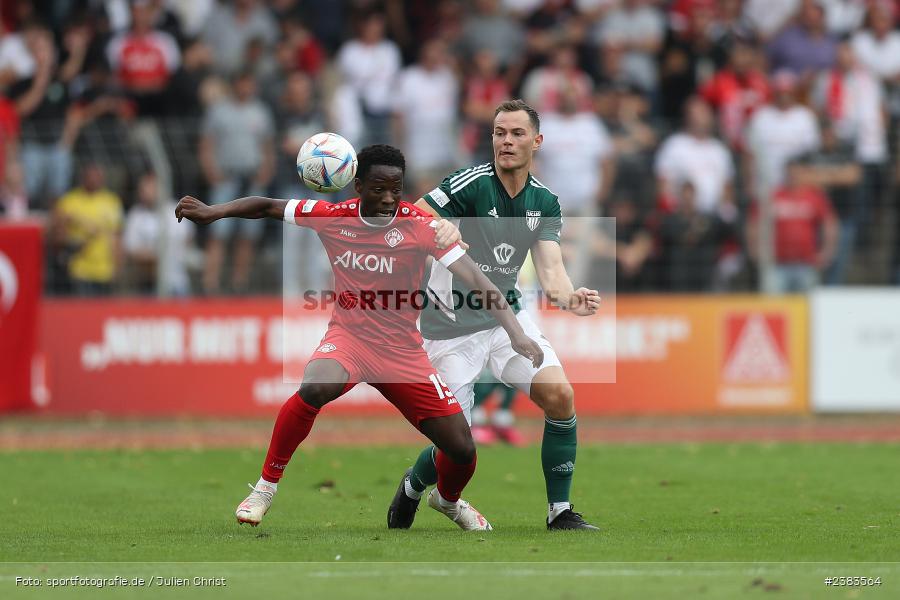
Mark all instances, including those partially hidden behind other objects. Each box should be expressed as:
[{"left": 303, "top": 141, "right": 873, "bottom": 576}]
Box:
[
  {"left": 435, "top": 450, "right": 477, "bottom": 503},
  {"left": 261, "top": 392, "right": 320, "bottom": 482}
]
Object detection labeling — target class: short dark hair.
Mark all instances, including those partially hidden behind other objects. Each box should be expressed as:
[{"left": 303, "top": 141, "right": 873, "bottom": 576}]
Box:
[
  {"left": 494, "top": 99, "right": 541, "bottom": 133},
  {"left": 356, "top": 144, "right": 406, "bottom": 181}
]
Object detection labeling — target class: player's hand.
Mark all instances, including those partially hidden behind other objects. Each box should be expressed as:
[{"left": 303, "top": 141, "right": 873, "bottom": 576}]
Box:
[
  {"left": 511, "top": 333, "right": 544, "bottom": 369},
  {"left": 433, "top": 219, "right": 468, "bottom": 250},
  {"left": 567, "top": 287, "right": 601, "bottom": 316},
  {"left": 175, "top": 196, "right": 218, "bottom": 225}
]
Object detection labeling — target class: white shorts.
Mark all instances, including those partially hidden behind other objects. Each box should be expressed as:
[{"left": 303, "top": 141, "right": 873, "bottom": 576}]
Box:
[{"left": 422, "top": 310, "right": 562, "bottom": 423}]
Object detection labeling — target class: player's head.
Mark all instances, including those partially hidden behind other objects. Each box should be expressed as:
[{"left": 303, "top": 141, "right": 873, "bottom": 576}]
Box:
[
  {"left": 492, "top": 99, "right": 543, "bottom": 173},
  {"left": 355, "top": 144, "right": 405, "bottom": 224}
]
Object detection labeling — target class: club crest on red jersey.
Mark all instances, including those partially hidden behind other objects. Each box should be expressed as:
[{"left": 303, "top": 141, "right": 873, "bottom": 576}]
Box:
[{"left": 384, "top": 228, "right": 404, "bottom": 247}]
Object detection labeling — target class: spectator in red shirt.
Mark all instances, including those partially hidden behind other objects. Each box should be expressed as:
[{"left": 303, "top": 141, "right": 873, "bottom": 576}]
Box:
[
  {"left": 105, "top": 0, "right": 180, "bottom": 116},
  {"left": 521, "top": 44, "right": 593, "bottom": 114},
  {"left": 461, "top": 49, "right": 510, "bottom": 165},
  {"left": 0, "top": 95, "right": 19, "bottom": 185},
  {"left": 285, "top": 20, "right": 324, "bottom": 77},
  {"left": 747, "top": 158, "right": 839, "bottom": 293},
  {"left": 701, "top": 39, "right": 770, "bottom": 151}
]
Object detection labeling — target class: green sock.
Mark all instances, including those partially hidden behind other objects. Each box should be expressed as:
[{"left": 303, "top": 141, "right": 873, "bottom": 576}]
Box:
[
  {"left": 499, "top": 384, "right": 517, "bottom": 410},
  {"left": 473, "top": 378, "right": 497, "bottom": 409},
  {"left": 409, "top": 445, "right": 437, "bottom": 492},
  {"left": 541, "top": 415, "right": 577, "bottom": 503}
]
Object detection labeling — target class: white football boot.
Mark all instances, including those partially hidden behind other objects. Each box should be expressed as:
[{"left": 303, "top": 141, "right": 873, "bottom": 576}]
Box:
[
  {"left": 427, "top": 488, "right": 493, "bottom": 531},
  {"left": 235, "top": 482, "right": 276, "bottom": 526}
]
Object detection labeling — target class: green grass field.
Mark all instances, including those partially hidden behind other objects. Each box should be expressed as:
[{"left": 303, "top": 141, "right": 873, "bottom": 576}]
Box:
[{"left": 2, "top": 443, "right": 898, "bottom": 598}]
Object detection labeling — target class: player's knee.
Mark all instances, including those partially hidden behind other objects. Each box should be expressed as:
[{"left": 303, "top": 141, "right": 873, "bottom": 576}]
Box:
[
  {"left": 297, "top": 383, "right": 340, "bottom": 409},
  {"left": 446, "top": 434, "right": 477, "bottom": 465},
  {"left": 533, "top": 382, "right": 575, "bottom": 420}
]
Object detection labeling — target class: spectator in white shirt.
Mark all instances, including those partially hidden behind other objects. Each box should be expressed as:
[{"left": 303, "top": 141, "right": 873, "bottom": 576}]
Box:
[
  {"left": 459, "top": 0, "right": 526, "bottom": 71},
  {"left": 393, "top": 39, "right": 460, "bottom": 198},
  {"left": 812, "top": 40, "right": 886, "bottom": 166},
  {"left": 536, "top": 86, "right": 615, "bottom": 216},
  {"left": 743, "top": 0, "right": 800, "bottom": 41},
  {"left": 537, "top": 85, "right": 616, "bottom": 283},
  {"left": 818, "top": 0, "right": 868, "bottom": 36},
  {"left": 123, "top": 172, "right": 195, "bottom": 296},
  {"left": 655, "top": 97, "right": 736, "bottom": 217},
  {"left": 812, "top": 40, "right": 887, "bottom": 252},
  {"left": 745, "top": 70, "right": 821, "bottom": 194},
  {"left": 199, "top": 71, "right": 275, "bottom": 294},
  {"left": 202, "top": 0, "right": 277, "bottom": 76},
  {"left": 594, "top": 0, "right": 664, "bottom": 94},
  {"left": 336, "top": 11, "right": 402, "bottom": 148},
  {"left": 0, "top": 27, "right": 35, "bottom": 86},
  {"left": 851, "top": 1, "right": 900, "bottom": 118}
]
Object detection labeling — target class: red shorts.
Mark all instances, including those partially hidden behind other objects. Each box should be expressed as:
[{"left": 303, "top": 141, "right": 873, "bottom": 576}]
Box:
[{"left": 309, "top": 326, "right": 461, "bottom": 428}]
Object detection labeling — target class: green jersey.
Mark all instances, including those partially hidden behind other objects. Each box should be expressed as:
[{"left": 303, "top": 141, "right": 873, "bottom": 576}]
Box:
[{"left": 420, "top": 162, "right": 562, "bottom": 340}]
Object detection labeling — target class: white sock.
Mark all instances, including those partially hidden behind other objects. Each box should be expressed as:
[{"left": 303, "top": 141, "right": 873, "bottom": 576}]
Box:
[
  {"left": 257, "top": 477, "right": 278, "bottom": 492},
  {"left": 492, "top": 408, "right": 514, "bottom": 428},
  {"left": 404, "top": 477, "right": 423, "bottom": 500},
  {"left": 436, "top": 490, "right": 458, "bottom": 509},
  {"left": 471, "top": 406, "right": 488, "bottom": 427},
  {"left": 548, "top": 502, "right": 571, "bottom": 523}
]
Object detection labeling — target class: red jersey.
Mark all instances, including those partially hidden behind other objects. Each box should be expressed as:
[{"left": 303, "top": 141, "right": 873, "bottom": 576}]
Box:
[
  {"left": 106, "top": 31, "right": 180, "bottom": 91},
  {"left": 701, "top": 69, "right": 770, "bottom": 150},
  {"left": 284, "top": 199, "right": 465, "bottom": 349},
  {"left": 0, "top": 98, "right": 19, "bottom": 182},
  {"left": 752, "top": 186, "right": 836, "bottom": 264}
]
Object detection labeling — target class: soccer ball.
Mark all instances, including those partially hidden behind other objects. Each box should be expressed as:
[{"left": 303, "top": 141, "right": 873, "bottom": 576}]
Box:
[{"left": 296, "top": 132, "right": 358, "bottom": 193}]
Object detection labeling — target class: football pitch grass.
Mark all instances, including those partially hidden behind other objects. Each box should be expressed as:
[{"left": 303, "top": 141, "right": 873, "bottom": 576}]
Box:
[{"left": 2, "top": 443, "right": 898, "bottom": 599}]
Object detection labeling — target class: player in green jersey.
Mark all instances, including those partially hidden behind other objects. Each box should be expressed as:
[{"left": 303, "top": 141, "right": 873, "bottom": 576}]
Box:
[{"left": 388, "top": 99, "right": 602, "bottom": 530}]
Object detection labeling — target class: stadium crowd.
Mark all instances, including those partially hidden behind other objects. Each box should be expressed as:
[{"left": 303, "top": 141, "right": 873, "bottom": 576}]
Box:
[{"left": 1, "top": 0, "right": 900, "bottom": 294}]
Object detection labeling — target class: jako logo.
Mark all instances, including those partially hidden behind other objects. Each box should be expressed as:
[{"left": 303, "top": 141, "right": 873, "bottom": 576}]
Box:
[
  {"left": 0, "top": 251, "right": 19, "bottom": 313},
  {"left": 333, "top": 250, "right": 395, "bottom": 273},
  {"left": 493, "top": 243, "right": 515, "bottom": 265}
]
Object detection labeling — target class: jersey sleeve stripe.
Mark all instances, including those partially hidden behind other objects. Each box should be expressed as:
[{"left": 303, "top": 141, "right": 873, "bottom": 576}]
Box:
[
  {"left": 448, "top": 163, "right": 491, "bottom": 186},
  {"left": 437, "top": 245, "right": 466, "bottom": 267},
  {"left": 450, "top": 170, "right": 493, "bottom": 194},
  {"left": 529, "top": 177, "right": 551, "bottom": 191},
  {"left": 284, "top": 199, "right": 300, "bottom": 224}
]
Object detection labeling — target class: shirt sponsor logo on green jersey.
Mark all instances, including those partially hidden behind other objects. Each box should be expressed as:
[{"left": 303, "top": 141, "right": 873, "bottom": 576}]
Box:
[{"left": 492, "top": 243, "right": 516, "bottom": 265}]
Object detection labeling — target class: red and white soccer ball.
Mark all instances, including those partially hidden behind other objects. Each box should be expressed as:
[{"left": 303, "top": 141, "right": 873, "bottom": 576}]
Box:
[{"left": 297, "top": 132, "right": 358, "bottom": 193}]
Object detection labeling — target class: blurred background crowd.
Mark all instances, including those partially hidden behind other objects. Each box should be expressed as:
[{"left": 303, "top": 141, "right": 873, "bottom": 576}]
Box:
[{"left": 2, "top": 0, "right": 900, "bottom": 296}]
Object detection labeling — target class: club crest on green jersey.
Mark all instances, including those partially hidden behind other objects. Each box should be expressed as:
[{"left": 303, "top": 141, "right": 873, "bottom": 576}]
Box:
[{"left": 526, "top": 210, "right": 541, "bottom": 231}]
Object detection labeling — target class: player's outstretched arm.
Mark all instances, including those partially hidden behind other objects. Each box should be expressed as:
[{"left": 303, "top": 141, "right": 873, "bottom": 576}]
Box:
[
  {"left": 413, "top": 197, "right": 440, "bottom": 218},
  {"left": 446, "top": 254, "right": 544, "bottom": 368},
  {"left": 414, "top": 197, "right": 466, "bottom": 250},
  {"left": 532, "top": 240, "right": 600, "bottom": 317},
  {"left": 175, "top": 195, "right": 289, "bottom": 225}
]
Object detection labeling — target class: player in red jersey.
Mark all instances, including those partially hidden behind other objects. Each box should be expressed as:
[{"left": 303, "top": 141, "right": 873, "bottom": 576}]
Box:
[{"left": 175, "top": 145, "right": 543, "bottom": 531}]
